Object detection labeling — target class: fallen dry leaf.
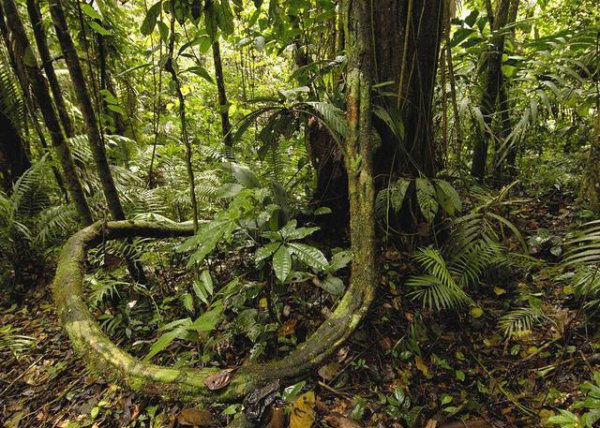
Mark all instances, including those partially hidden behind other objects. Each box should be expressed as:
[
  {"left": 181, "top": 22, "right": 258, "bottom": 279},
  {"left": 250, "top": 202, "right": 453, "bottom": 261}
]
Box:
[
  {"left": 415, "top": 356, "right": 430, "bottom": 377},
  {"left": 318, "top": 362, "right": 341, "bottom": 381},
  {"left": 266, "top": 405, "right": 285, "bottom": 428},
  {"left": 203, "top": 368, "right": 235, "bottom": 391},
  {"left": 323, "top": 415, "right": 362, "bottom": 428},
  {"left": 177, "top": 407, "right": 214, "bottom": 426},
  {"left": 290, "top": 391, "right": 316, "bottom": 428}
]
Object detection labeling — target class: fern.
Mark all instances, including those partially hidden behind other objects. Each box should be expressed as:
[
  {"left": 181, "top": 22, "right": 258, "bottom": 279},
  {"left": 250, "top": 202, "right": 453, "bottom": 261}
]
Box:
[
  {"left": 407, "top": 248, "right": 474, "bottom": 311},
  {"left": 0, "top": 48, "right": 25, "bottom": 129},
  {"left": 0, "top": 324, "right": 35, "bottom": 359},
  {"left": 560, "top": 220, "right": 600, "bottom": 309},
  {"left": 498, "top": 302, "right": 546, "bottom": 338},
  {"left": 562, "top": 220, "right": 600, "bottom": 267},
  {"left": 88, "top": 275, "right": 127, "bottom": 308}
]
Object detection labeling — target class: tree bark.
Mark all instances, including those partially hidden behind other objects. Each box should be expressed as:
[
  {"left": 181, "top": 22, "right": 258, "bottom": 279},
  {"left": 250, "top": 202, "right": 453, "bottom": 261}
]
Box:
[
  {"left": 0, "top": 4, "right": 67, "bottom": 198},
  {"left": 26, "top": 0, "right": 74, "bottom": 138},
  {"left": 470, "top": 0, "right": 511, "bottom": 179},
  {"left": 212, "top": 40, "right": 233, "bottom": 154},
  {"left": 0, "top": 109, "right": 30, "bottom": 192},
  {"left": 48, "top": 0, "right": 125, "bottom": 220},
  {"left": 0, "top": 0, "right": 93, "bottom": 224},
  {"left": 372, "top": 0, "right": 444, "bottom": 181}
]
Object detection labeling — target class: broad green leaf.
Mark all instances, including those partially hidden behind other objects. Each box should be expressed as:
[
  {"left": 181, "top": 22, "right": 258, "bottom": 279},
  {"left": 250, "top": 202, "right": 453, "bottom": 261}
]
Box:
[
  {"left": 89, "top": 21, "right": 111, "bottom": 36},
  {"left": 273, "top": 245, "right": 291, "bottom": 282},
  {"left": 144, "top": 319, "right": 191, "bottom": 361},
  {"left": 106, "top": 104, "right": 126, "bottom": 115},
  {"left": 185, "top": 65, "right": 214, "bottom": 84},
  {"left": 287, "top": 226, "right": 320, "bottom": 241},
  {"left": 255, "top": 242, "right": 280, "bottom": 264},
  {"left": 288, "top": 243, "right": 328, "bottom": 270},
  {"left": 416, "top": 178, "right": 438, "bottom": 223},
  {"left": 314, "top": 207, "right": 332, "bottom": 216},
  {"left": 192, "top": 304, "right": 224, "bottom": 333},
  {"left": 141, "top": 1, "right": 162, "bottom": 35},
  {"left": 200, "top": 270, "right": 214, "bottom": 296},
  {"left": 182, "top": 292, "right": 194, "bottom": 312},
  {"left": 81, "top": 4, "right": 102, "bottom": 21},
  {"left": 318, "top": 275, "right": 345, "bottom": 296},
  {"left": 216, "top": 0, "right": 235, "bottom": 35},
  {"left": 390, "top": 179, "right": 411, "bottom": 212},
  {"left": 223, "top": 163, "right": 260, "bottom": 188},
  {"left": 433, "top": 179, "right": 462, "bottom": 216},
  {"left": 328, "top": 250, "right": 352, "bottom": 271}
]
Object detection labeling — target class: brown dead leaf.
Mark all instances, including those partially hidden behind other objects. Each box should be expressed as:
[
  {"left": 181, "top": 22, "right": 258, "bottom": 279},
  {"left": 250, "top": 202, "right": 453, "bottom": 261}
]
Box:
[
  {"left": 424, "top": 419, "right": 437, "bottom": 428},
  {"left": 318, "top": 362, "right": 341, "bottom": 380},
  {"left": 323, "top": 415, "right": 362, "bottom": 428},
  {"left": 177, "top": 407, "right": 214, "bottom": 426},
  {"left": 277, "top": 319, "right": 297, "bottom": 337},
  {"left": 203, "top": 368, "right": 235, "bottom": 391},
  {"left": 266, "top": 405, "right": 285, "bottom": 428}
]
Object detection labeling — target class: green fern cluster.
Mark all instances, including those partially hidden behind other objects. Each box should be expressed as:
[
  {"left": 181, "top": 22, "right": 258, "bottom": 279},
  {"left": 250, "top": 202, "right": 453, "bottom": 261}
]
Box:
[{"left": 561, "top": 220, "right": 600, "bottom": 310}]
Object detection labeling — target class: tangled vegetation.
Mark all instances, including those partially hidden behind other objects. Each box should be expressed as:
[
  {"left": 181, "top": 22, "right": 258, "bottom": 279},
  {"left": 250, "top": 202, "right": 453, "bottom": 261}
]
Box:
[{"left": 0, "top": 0, "right": 599, "bottom": 427}]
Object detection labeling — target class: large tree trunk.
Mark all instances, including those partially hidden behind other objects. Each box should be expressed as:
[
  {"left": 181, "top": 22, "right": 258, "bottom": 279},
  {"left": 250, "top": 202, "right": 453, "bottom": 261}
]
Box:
[
  {"left": 372, "top": 0, "right": 444, "bottom": 182},
  {"left": 0, "top": 0, "right": 93, "bottom": 225},
  {"left": 470, "top": 0, "right": 512, "bottom": 179},
  {"left": 26, "top": 0, "right": 74, "bottom": 138},
  {"left": 311, "top": 0, "right": 444, "bottom": 230},
  {"left": 48, "top": 0, "right": 125, "bottom": 220},
  {"left": 0, "top": 109, "right": 30, "bottom": 192}
]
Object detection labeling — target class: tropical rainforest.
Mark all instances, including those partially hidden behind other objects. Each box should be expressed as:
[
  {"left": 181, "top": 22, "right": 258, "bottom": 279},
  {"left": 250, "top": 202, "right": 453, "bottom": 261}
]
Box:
[{"left": 0, "top": 0, "right": 599, "bottom": 426}]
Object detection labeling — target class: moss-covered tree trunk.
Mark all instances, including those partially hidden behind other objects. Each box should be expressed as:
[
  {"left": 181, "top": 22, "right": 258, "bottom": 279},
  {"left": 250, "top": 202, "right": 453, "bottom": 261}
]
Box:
[{"left": 0, "top": 0, "right": 93, "bottom": 225}]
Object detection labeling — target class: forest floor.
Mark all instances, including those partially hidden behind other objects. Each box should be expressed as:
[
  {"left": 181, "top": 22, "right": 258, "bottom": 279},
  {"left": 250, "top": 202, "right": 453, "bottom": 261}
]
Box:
[{"left": 1, "top": 191, "right": 599, "bottom": 428}]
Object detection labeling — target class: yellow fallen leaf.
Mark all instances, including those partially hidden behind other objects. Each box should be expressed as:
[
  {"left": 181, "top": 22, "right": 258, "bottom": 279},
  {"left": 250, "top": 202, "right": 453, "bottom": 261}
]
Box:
[
  {"left": 493, "top": 287, "right": 506, "bottom": 296},
  {"left": 470, "top": 307, "right": 484, "bottom": 318},
  {"left": 414, "top": 356, "right": 430, "bottom": 377},
  {"left": 290, "top": 391, "right": 316, "bottom": 428}
]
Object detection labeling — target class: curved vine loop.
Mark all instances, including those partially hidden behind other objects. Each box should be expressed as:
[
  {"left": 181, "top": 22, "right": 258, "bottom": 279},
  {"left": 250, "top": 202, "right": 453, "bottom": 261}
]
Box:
[
  {"left": 52, "top": 219, "right": 376, "bottom": 402},
  {"left": 53, "top": 0, "right": 376, "bottom": 405}
]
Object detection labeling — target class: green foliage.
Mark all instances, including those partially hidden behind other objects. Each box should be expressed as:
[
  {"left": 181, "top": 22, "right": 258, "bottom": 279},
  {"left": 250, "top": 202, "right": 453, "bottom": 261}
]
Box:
[
  {"left": 0, "top": 323, "right": 35, "bottom": 359},
  {"left": 548, "top": 372, "right": 600, "bottom": 428}
]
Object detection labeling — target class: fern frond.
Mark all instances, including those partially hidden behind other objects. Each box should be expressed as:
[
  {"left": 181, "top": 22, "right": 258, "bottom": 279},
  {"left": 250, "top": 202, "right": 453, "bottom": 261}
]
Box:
[
  {"left": 498, "top": 304, "right": 546, "bottom": 338},
  {"left": 562, "top": 220, "right": 600, "bottom": 267},
  {"left": 407, "top": 248, "right": 474, "bottom": 311},
  {"left": 34, "top": 205, "right": 78, "bottom": 246}
]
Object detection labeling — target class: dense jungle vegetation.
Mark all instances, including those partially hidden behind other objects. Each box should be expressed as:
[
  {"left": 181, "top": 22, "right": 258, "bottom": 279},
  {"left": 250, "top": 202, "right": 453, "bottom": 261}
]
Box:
[{"left": 0, "top": 0, "right": 599, "bottom": 426}]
